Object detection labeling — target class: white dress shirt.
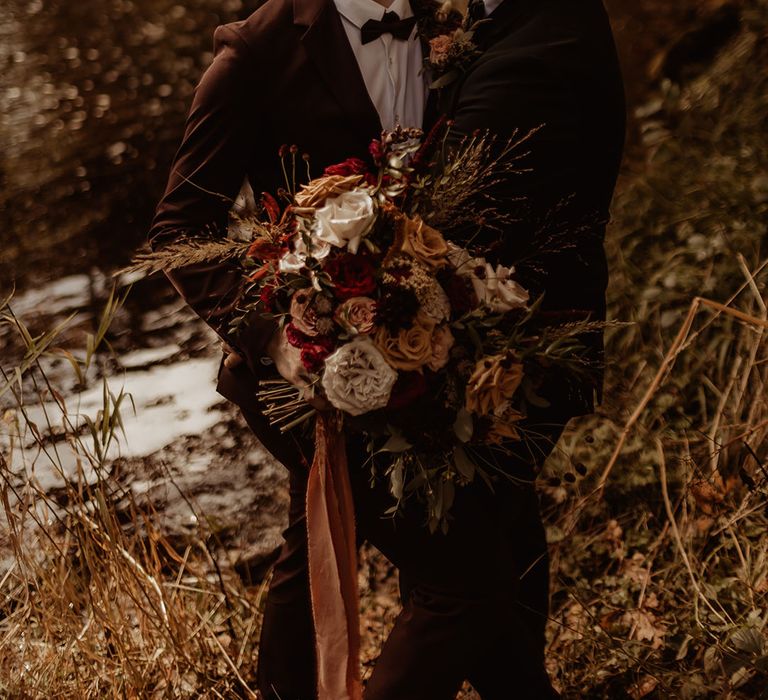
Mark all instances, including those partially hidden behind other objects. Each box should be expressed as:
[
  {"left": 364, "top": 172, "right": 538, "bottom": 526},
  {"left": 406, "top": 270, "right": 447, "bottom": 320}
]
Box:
[
  {"left": 334, "top": 0, "right": 428, "bottom": 131},
  {"left": 483, "top": 0, "right": 504, "bottom": 16}
]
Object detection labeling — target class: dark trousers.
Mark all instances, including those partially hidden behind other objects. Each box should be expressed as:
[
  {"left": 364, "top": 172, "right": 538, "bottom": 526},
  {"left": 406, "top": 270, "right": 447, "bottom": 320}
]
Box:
[{"left": 242, "top": 405, "right": 562, "bottom": 700}]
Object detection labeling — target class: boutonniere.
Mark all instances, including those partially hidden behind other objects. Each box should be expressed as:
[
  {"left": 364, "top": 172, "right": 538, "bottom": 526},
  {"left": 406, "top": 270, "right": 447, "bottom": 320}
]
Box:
[{"left": 414, "top": 0, "right": 490, "bottom": 90}]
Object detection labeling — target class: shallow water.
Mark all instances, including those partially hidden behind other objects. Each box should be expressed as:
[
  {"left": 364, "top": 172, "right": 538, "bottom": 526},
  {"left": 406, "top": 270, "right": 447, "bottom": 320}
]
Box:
[{"left": 0, "top": 0, "right": 260, "bottom": 287}]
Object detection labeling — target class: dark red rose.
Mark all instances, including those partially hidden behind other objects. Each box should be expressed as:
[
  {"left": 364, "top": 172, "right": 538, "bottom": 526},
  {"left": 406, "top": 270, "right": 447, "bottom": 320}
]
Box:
[
  {"left": 439, "top": 271, "right": 476, "bottom": 317},
  {"left": 324, "top": 253, "right": 377, "bottom": 300},
  {"left": 259, "top": 282, "right": 277, "bottom": 311},
  {"left": 324, "top": 157, "right": 369, "bottom": 177},
  {"left": 376, "top": 285, "right": 419, "bottom": 332},
  {"left": 301, "top": 344, "right": 332, "bottom": 373},
  {"left": 285, "top": 323, "right": 310, "bottom": 349},
  {"left": 369, "top": 139, "right": 384, "bottom": 165},
  {"left": 387, "top": 371, "right": 428, "bottom": 410},
  {"left": 284, "top": 324, "right": 335, "bottom": 372}
]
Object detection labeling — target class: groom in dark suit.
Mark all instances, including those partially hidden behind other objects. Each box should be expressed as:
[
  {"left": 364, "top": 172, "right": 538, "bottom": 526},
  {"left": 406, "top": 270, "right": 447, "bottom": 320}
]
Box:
[{"left": 149, "top": 0, "right": 624, "bottom": 696}]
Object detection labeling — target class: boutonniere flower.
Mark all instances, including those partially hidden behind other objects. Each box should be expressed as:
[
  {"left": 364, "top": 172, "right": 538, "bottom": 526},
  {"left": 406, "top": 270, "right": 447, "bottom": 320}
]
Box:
[{"left": 414, "top": 0, "right": 490, "bottom": 89}]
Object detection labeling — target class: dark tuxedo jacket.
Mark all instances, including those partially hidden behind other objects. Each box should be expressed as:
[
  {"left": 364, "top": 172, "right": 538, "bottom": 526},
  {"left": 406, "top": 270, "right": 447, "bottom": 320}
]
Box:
[
  {"left": 150, "top": 0, "right": 401, "bottom": 419},
  {"left": 439, "top": 0, "right": 626, "bottom": 417},
  {"left": 149, "top": 0, "right": 624, "bottom": 429}
]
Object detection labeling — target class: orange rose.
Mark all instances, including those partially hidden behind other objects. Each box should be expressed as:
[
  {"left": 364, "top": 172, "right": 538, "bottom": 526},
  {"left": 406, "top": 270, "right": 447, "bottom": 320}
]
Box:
[
  {"left": 375, "top": 312, "right": 436, "bottom": 371},
  {"left": 465, "top": 355, "right": 524, "bottom": 417},
  {"left": 391, "top": 213, "right": 449, "bottom": 269},
  {"left": 294, "top": 174, "right": 365, "bottom": 208}
]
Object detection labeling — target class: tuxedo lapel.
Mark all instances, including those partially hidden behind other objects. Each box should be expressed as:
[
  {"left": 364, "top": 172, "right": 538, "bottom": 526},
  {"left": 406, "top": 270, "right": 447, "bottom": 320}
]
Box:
[
  {"left": 472, "top": 0, "right": 527, "bottom": 50},
  {"left": 295, "top": 0, "right": 383, "bottom": 142}
]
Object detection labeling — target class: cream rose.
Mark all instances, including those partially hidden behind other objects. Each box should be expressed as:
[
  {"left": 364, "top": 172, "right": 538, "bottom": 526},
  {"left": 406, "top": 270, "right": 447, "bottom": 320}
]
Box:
[
  {"left": 312, "top": 189, "right": 376, "bottom": 255},
  {"left": 465, "top": 355, "right": 524, "bottom": 417},
  {"left": 321, "top": 338, "right": 397, "bottom": 416},
  {"left": 335, "top": 297, "right": 377, "bottom": 335},
  {"left": 279, "top": 227, "right": 332, "bottom": 272},
  {"left": 454, "top": 255, "right": 529, "bottom": 313},
  {"left": 375, "top": 312, "right": 436, "bottom": 372},
  {"left": 294, "top": 174, "right": 364, "bottom": 208},
  {"left": 393, "top": 214, "right": 449, "bottom": 269},
  {"left": 427, "top": 324, "right": 455, "bottom": 371},
  {"left": 474, "top": 262, "right": 529, "bottom": 312}
]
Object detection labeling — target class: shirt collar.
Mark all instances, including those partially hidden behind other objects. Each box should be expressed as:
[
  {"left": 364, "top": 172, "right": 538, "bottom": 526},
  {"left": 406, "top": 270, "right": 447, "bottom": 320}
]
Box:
[
  {"left": 334, "top": 0, "right": 414, "bottom": 30},
  {"left": 483, "top": 0, "right": 504, "bottom": 16}
]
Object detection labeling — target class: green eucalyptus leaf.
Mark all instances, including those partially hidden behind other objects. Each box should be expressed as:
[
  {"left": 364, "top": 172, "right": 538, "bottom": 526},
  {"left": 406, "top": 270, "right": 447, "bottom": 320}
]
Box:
[
  {"left": 389, "top": 459, "right": 405, "bottom": 501},
  {"left": 430, "top": 70, "right": 461, "bottom": 90},
  {"left": 453, "top": 408, "right": 474, "bottom": 443},
  {"left": 453, "top": 446, "right": 476, "bottom": 481},
  {"left": 380, "top": 434, "right": 413, "bottom": 453}
]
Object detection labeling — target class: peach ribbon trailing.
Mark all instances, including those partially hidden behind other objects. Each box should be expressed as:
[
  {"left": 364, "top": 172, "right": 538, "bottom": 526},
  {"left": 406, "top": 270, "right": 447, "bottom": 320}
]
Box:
[{"left": 306, "top": 412, "right": 362, "bottom": 700}]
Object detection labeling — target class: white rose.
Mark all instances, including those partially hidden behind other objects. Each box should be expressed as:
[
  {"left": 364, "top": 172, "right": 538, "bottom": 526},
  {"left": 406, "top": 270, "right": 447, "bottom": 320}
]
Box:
[
  {"left": 279, "top": 228, "right": 332, "bottom": 272},
  {"left": 482, "top": 263, "right": 529, "bottom": 312},
  {"left": 448, "top": 243, "right": 529, "bottom": 312},
  {"left": 321, "top": 338, "right": 397, "bottom": 416},
  {"left": 313, "top": 189, "right": 376, "bottom": 255}
]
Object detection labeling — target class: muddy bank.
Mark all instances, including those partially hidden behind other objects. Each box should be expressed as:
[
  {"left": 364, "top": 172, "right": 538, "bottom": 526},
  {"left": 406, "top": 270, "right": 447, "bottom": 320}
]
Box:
[{"left": 0, "top": 272, "right": 288, "bottom": 579}]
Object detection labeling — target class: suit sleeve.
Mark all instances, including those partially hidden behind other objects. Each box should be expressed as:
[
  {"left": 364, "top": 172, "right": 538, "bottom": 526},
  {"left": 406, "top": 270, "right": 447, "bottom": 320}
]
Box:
[{"left": 148, "top": 25, "right": 276, "bottom": 361}]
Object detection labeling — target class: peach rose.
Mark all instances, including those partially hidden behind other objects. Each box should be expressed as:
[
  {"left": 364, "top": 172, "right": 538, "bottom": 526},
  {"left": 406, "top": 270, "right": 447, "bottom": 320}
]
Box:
[
  {"left": 375, "top": 312, "right": 436, "bottom": 371},
  {"left": 427, "top": 324, "right": 455, "bottom": 371},
  {"left": 294, "top": 174, "right": 365, "bottom": 208},
  {"left": 392, "top": 214, "right": 449, "bottom": 270},
  {"left": 465, "top": 354, "right": 524, "bottom": 417},
  {"left": 335, "top": 297, "right": 377, "bottom": 335},
  {"left": 429, "top": 34, "right": 453, "bottom": 68}
]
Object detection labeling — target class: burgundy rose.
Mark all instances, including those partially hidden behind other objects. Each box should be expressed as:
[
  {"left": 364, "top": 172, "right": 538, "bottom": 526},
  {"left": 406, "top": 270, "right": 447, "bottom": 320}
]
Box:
[
  {"left": 259, "top": 282, "right": 277, "bottom": 312},
  {"left": 369, "top": 139, "right": 384, "bottom": 165},
  {"left": 285, "top": 324, "right": 335, "bottom": 371},
  {"left": 324, "top": 157, "right": 369, "bottom": 177},
  {"left": 439, "top": 270, "right": 475, "bottom": 317},
  {"left": 387, "top": 371, "right": 428, "bottom": 410},
  {"left": 376, "top": 285, "right": 420, "bottom": 332},
  {"left": 285, "top": 323, "right": 311, "bottom": 349},
  {"left": 301, "top": 343, "right": 333, "bottom": 373},
  {"left": 324, "top": 253, "right": 377, "bottom": 300}
]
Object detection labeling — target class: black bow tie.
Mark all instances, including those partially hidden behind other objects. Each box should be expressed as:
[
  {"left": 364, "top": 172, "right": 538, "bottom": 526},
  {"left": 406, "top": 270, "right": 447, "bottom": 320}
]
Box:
[{"left": 360, "top": 11, "right": 418, "bottom": 45}]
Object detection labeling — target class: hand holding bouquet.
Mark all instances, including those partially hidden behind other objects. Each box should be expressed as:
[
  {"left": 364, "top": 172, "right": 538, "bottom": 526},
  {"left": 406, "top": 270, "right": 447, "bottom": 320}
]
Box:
[{"left": 132, "top": 124, "right": 602, "bottom": 528}]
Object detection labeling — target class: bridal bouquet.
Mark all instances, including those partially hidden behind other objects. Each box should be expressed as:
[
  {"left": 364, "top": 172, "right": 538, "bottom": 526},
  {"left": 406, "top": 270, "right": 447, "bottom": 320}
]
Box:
[
  {"left": 224, "top": 126, "right": 596, "bottom": 528},
  {"left": 132, "top": 125, "right": 603, "bottom": 696},
  {"left": 132, "top": 125, "right": 598, "bottom": 527}
]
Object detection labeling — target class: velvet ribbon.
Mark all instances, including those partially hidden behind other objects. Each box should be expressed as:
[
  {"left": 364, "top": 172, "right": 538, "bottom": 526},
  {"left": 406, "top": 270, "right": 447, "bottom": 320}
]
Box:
[{"left": 306, "top": 412, "right": 362, "bottom": 700}]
